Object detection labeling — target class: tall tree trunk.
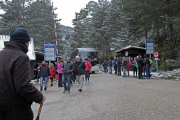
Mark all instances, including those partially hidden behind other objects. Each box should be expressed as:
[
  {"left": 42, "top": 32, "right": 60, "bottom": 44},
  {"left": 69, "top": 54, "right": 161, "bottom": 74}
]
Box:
[
  {"left": 144, "top": 27, "right": 148, "bottom": 39},
  {"left": 157, "top": 30, "right": 159, "bottom": 37},
  {"left": 169, "top": 24, "right": 176, "bottom": 48}
]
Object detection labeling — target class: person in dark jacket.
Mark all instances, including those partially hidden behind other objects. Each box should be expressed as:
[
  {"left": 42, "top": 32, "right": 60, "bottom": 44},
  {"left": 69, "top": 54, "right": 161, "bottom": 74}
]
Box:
[
  {"left": 117, "top": 57, "right": 122, "bottom": 76},
  {"left": 62, "top": 57, "right": 74, "bottom": 93},
  {"left": 113, "top": 57, "right": 117, "bottom": 74},
  {"left": 74, "top": 56, "right": 86, "bottom": 92},
  {"left": 137, "top": 54, "right": 143, "bottom": 79},
  {"left": 0, "top": 28, "right": 45, "bottom": 120},
  {"left": 144, "top": 54, "right": 150, "bottom": 79},
  {"left": 39, "top": 60, "right": 50, "bottom": 92},
  {"left": 109, "top": 58, "right": 112, "bottom": 74},
  {"left": 103, "top": 60, "right": 108, "bottom": 73}
]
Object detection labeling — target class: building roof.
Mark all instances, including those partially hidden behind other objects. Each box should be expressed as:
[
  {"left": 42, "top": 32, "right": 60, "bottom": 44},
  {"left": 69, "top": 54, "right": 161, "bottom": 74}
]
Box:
[
  {"left": 115, "top": 45, "right": 146, "bottom": 53},
  {"left": 0, "top": 35, "right": 36, "bottom": 60}
]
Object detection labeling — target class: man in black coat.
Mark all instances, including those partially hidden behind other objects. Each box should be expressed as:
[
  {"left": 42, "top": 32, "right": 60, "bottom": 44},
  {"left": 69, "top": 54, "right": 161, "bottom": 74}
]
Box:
[
  {"left": 0, "top": 28, "right": 45, "bottom": 120},
  {"left": 137, "top": 54, "right": 143, "bottom": 79},
  {"left": 74, "top": 56, "right": 86, "bottom": 92}
]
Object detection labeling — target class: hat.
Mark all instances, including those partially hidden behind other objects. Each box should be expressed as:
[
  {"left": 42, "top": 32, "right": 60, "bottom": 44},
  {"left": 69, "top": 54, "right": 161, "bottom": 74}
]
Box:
[{"left": 10, "top": 28, "right": 31, "bottom": 43}]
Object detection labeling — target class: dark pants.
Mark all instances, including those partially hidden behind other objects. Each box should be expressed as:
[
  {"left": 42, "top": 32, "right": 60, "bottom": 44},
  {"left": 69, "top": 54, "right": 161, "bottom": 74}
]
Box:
[
  {"left": 146, "top": 66, "right": 150, "bottom": 78},
  {"left": 104, "top": 67, "right": 108, "bottom": 73},
  {"left": 0, "top": 104, "right": 33, "bottom": 120},
  {"left": 117, "top": 67, "right": 121, "bottom": 76},
  {"left": 72, "top": 73, "right": 76, "bottom": 83},
  {"left": 138, "top": 67, "right": 143, "bottom": 79},
  {"left": 114, "top": 66, "right": 117, "bottom": 74},
  {"left": 85, "top": 71, "right": 90, "bottom": 81},
  {"left": 58, "top": 74, "right": 63, "bottom": 87},
  {"left": 50, "top": 78, "right": 53, "bottom": 86},
  {"left": 143, "top": 68, "right": 146, "bottom": 78},
  {"left": 133, "top": 67, "right": 137, "bottom": 77}
]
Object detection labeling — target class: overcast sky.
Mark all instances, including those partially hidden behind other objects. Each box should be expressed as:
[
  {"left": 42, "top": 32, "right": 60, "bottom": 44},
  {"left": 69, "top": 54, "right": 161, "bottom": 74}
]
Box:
[{"left": 53, "top": 0, "right": 99, "bottom": 27}]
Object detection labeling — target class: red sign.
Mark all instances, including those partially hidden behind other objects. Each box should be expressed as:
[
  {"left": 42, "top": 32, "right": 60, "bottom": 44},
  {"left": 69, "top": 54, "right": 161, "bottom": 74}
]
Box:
[{"left": 153, "top": 51, "right": 160, "bottom": 58}]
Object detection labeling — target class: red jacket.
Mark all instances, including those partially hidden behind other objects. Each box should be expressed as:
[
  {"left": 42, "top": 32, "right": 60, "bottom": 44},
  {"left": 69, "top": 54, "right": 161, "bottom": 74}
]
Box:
[
  {"left": 50, "top": 67, "right": 56, "bottom": 78},
  {"left": 127, "top": 60, "right": 130, "bottom": 71},
  {"left": 85, "top": 60, "right": 92, "bottom": 71}
]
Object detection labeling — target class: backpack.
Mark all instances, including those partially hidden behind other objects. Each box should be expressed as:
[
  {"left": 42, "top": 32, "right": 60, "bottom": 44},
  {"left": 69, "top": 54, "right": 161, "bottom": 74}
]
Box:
[
  {"left": 149, "top": 59, "right": 152, "bottom": 64},
  {"left": 135, "top": 62, "right": 138, "bottom": 68}
]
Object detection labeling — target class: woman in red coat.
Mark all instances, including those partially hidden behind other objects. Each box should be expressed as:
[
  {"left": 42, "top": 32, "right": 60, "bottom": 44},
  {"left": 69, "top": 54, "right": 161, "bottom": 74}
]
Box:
[
  {"left": 84, "top": 58, "right": 92, "bottom": 83},
  {"left": 127, "top": 60, "right": 130, "bottom": 77},
  {"left": 50, "top": 63, "right": 56, "bottom": 86}
]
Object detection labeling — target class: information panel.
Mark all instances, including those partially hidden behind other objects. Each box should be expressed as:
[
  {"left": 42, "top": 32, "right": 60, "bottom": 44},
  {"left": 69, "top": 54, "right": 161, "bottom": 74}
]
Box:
[{"left": 44, "top": 44, "right": 55, "bottom": 61}]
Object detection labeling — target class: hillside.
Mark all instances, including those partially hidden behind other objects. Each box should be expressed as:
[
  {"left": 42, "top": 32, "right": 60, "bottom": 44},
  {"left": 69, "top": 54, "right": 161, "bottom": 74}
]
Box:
[{"left": 59, "top": 25, "right": 74, "bottom": 40}]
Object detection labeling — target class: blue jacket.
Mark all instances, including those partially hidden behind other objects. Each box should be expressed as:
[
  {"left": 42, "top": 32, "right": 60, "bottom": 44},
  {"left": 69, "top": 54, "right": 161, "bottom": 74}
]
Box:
[
  {"left": 131, "top": 60, "right": 136, "bottom": 67},
  {"left": 39, "top": 65, "right": 50, "bottom": 77},
  {"left": 109, "top": 60, "right": 112, "bottom": 66},
  {"left": 117, "top": 60, "right": 122, "bottom": 68}
]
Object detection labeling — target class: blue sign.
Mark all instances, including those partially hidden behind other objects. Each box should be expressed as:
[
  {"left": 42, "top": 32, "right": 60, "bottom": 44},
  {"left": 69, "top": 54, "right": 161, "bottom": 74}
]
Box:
[
  {"left": 44, "top": 44, "right": 56, "bottom": 61},
  {"left": 146, "top": 40, "right": 155, "bottom": 54}
]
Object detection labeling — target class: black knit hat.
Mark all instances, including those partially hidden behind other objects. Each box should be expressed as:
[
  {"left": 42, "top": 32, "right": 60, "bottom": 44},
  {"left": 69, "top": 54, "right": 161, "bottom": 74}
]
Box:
[{"left": 10, "top": 28, "right": 31, "bottom": 43}]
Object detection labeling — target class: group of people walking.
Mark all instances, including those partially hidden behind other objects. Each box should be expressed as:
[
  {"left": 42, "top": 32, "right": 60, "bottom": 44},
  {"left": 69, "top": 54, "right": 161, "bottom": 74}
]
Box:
[
  {"left": 37, "top": 56, "right": 92, "bottom": 93},
  {"left": 103, "top": 54, "right": 152, "bottom": 79}
]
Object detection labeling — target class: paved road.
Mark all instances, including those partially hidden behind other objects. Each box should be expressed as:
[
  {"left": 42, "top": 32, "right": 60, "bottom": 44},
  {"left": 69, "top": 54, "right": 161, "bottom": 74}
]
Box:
[{"left": 32, "top": 72, "right": 180, "bottom": 120}]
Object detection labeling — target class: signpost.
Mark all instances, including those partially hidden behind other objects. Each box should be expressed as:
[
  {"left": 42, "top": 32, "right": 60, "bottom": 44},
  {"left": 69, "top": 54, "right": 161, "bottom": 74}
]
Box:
[
  {"left": 146, "top": 40, "right": 155, "bottom": 55},
  {"left": 153, "top": 51, "right": 160, "bottom": 74},
  {"left": 44, "top": 44, "right": 56, "bottom": 67},
  {"left": 146, "top": 40, "right": 155, "bottom": 75}
]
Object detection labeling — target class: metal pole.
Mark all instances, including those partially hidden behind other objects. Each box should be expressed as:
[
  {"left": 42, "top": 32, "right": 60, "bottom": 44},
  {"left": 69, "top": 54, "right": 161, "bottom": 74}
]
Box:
[
  {"left": 149, "top": 54, "right": 152, "bottom": 75},
  {"left": 156, "top": 60, "right": 158, "bottom": 77},
  {"left": 52, "top": 1, "right": 58, "bottom": 63},
  {"left": 156, "top": 60, "right": 158, "bottom": 73}
]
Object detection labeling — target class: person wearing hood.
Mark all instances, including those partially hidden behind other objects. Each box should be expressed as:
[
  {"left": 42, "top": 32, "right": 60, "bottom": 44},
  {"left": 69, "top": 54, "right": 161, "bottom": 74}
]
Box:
[
  {"left": 0, "top": 28, "right": 45, "bottom": 120},
  {"left": 58, "top": 59, "right": 63, "bottom": 87}
]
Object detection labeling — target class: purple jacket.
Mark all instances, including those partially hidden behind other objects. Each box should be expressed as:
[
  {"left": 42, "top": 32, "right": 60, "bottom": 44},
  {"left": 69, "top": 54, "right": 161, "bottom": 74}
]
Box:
[{"left": 58, "top": 62, "right": 63, "bottom": 74}]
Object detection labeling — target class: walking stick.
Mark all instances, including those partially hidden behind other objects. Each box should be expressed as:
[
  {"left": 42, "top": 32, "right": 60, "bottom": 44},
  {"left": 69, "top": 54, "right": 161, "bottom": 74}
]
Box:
[{"left": 35, "top": 103, "right": 43, "bottom": 120}]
